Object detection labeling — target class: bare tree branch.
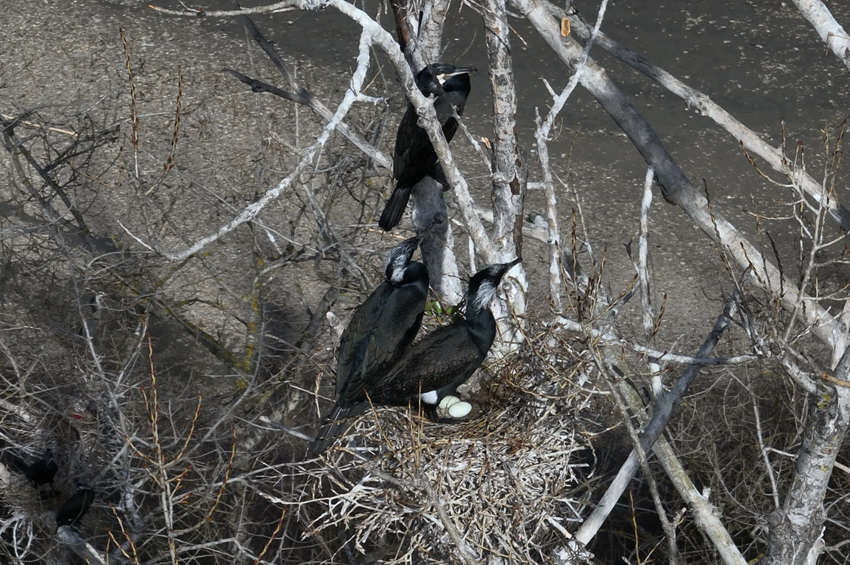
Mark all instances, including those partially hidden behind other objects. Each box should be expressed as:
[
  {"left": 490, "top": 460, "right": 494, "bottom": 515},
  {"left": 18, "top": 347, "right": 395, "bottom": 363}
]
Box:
[
  {"left": 225, "top": 15, "right": 392, "bottom": 170},
  {"left": 791, "top": 0, "right": 850, "bottom": 72},
  {"left": 573, "top": 293, "right": 739, "bottom": 547},
  {"left": 546, "top": 0, "right": 850, "bottom": 232},
  {"left": 514, "top": 0, "right": 846, "bottom": 358}
]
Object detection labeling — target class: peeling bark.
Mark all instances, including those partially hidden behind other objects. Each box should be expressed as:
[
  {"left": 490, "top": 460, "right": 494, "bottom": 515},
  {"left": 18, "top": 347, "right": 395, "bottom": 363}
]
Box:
[
  {"left": 411, "top": 178, "right": 463, "bottom": 303},
  {"left": 762, "top": 349, "right": 850, "bottom": 565},
  {"left": 418, "top": 0, "right": 451, "bottom": 63},
  {"left": 482, "top": 0, "right": 527, "bottom": 261},
  {"left": 482, "top": 0, "right": 528, "bottom": 351},
  {"left": 389, "top": 0, "right": 466, "bottom": 302}
]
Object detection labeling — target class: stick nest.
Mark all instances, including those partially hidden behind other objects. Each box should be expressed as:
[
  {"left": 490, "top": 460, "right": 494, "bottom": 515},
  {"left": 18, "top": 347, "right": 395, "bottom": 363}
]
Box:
[{"left": 294, "top": 342, "right": 601, "bottom": 564}]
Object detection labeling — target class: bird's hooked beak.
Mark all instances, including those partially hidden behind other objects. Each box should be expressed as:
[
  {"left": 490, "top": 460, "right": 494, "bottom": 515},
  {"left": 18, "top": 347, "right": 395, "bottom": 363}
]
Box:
[
  {"left": 499, "top": 257, "right": 522, "bottom": 281},
  {"left": 436, "top": 66, "right": 477, "bottom": 85}
]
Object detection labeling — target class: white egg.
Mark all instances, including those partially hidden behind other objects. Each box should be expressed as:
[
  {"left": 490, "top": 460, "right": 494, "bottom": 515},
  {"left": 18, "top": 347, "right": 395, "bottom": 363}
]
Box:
[
  {"left": 439, "top": 395, "right": 461, "bottom": 410},
  {"left": 447, "top": 401, "right": 472, "bottom": 419}
]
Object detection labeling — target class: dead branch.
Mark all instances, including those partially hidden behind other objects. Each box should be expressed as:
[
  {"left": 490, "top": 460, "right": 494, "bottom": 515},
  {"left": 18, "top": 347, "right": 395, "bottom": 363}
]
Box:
[
  {"left": 514, "top": 0, "right": 846, "bottom": 360},
  {"left": 574, "top": 293, "right": 739, "bottom": 547},
  {"left": 762, "top": 351, "right": 850, "bottom": 564},
  {"left": 225, "top": 15, "right": 391, "bottom": 170},
  {"left": 547, "top": 0, "right": 850, "bottom": 232},
  {"left": 791, "top": 0, "right": 850, "bottom": 72}
]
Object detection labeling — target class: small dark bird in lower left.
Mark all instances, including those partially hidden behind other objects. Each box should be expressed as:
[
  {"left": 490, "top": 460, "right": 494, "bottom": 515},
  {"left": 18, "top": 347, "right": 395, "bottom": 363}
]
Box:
[
  {"left": 20, "top": 448, "right": 59, "bottom": 489},
  {"left": 56, "top": 479, "right": 95, "bottom": 530}
]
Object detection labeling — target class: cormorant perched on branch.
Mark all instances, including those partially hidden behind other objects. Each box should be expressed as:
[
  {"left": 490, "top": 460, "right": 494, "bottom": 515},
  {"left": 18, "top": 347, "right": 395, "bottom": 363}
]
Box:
[
  {"left": 379, "top": 63, "right": 476, "bottom": 231},
  {"left": 56, "top": 479, "right": 95, "bottom": 530},
  {"left": 16, "top": 448, "right": 59, "bottom": 490},
  {"left": 368, "top": 259, "right": 521, "bottom": 417},
  {"left": 309, "top": 233, "right": 430, "bottom": 455}
]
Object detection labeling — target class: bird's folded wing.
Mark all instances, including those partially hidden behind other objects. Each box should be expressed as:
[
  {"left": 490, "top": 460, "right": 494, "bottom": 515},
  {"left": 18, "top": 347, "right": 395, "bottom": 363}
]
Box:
[
  {"left": 370, "top": 325, "right": 483, "bottom": 402},
  {"left": 335, "top": 282, "right": 392, "bottom": 395}
]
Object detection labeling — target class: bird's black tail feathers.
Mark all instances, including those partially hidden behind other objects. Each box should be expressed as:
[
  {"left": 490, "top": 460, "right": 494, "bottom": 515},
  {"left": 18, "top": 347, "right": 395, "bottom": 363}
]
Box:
[
  {"left": 308, "top": 403, "right": 367, "bottom": 456},
  {"left": 379, "top": 186, "right": 412, "bottom": 231},
  {"left": 832, "top": 204, "right": 850, "bottom": 233}
]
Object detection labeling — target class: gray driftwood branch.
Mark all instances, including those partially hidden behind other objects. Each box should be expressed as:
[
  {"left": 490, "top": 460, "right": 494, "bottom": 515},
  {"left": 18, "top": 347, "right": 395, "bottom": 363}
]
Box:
[
  {"left": 479, "top": 0, "right": 529, "bottom": 353},
  {"left": 392, "top": 0, "right": 464, "bottom": 303},
  {"left": 574, "top": 294, "right": 740, "bottom": 549},
  {"left": 223, "top": 15, "right": 392, "bottom": 171}
]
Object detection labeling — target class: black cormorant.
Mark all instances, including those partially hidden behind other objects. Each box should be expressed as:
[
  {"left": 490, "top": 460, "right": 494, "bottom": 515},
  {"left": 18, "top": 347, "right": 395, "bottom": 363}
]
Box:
[
  {"left": 367, "top": 259, "right": 521, "bottom": 416},
  {"left": 309, "top": 233, "right": 430, "bottom": 455},
  {"left": 25, "top": 449, "right": 59, "bottom": 488},
  {"left": 11, "top": 448, "right": 58, "bottom": 490},
  {"left": 56, "top": 479, "right": 95, "bottom": 529},
  {"left": 379, "top": 63, "right": 476, "bottom": 231}
]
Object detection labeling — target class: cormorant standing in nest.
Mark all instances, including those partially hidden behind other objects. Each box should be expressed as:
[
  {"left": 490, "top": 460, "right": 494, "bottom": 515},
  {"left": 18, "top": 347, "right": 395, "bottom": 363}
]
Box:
[
  {"left": 56, "top": 479, "right": 95, "bottom": 530},
  {"left": 379, "top": 63, "right": 476, "bottom": 231},
  {"left": 17, "top": 448, "right": 59, "bottom": 490},
  {"left": 309, "top": 233, "right": 430, "bottom": 455},
  {"left": 368, "top": 259, "right": 521, "bottom": 418}
]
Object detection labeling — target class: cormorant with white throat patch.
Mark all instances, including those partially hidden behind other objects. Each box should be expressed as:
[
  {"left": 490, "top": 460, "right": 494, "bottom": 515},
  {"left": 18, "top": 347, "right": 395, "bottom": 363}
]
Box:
[
  {"left": 309, "top": 233, "right": 430, "bottom": 455},
  {"left": 379, "top": 62, "right": 476, "bottom": 231},
  {"left": 366, "top": 259, "right": 521, "bottom": 419}
]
